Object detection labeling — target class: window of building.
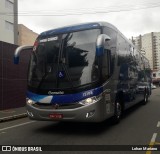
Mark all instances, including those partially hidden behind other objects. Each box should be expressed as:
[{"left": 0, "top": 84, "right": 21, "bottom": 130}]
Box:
[
  {"left": 5, "top": 21, "right": 14, "bottom": 31},
  {"left": 153, "top": 73, "right": 156, "bottom": 77},
  {"left": 9, "top": 0, "right": 14, "bottom": 3},
  {"left": 5, "top": 0, "right": 14, "bottom": 10}
]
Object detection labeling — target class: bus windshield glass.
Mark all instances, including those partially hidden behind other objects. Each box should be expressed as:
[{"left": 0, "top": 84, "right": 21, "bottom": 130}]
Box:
[{"left": 28, "top": 29, "right": 100, "bottom": 92}]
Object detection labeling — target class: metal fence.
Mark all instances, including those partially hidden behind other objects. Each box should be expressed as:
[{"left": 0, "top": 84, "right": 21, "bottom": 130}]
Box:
[{"left": 0, "top": 41, "right": 31, "bottom": 110}]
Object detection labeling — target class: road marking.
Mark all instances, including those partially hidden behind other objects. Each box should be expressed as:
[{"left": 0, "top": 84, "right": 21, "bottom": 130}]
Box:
[
  {"left": 157, "top": 121, "right": 160, "bottom": 127},
  {"left": 0, "top": 132, "right": 6, "bottom": 135},
  {"left": 0, "top": 121, "right": 35, "bottom": 132},
  {"left": 151, "top": 133, "right": 157, "bottom": 143},
  {"left": 0, "top": 110, "right": 15, "bottom": 113},
  {"left": 146, "top": 133, "right": 157, "bottom": 154}
]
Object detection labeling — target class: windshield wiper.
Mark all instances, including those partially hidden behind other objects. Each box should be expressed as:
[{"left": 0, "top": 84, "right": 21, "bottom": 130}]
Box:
[
  {"left": 56, "top": 35, "right": 75, "bottom": 90},
  {"left": 61, "top": 60, "right": 74, "bottom": 90},
  {"left": 37, "top": 58, "right": 48, "bottom": 92},
  {"left": 55, "top": 37, "right": 63, "bottom": 88},
  {"left": 37, "top": 71, "right": 48, "bottom": 92}
]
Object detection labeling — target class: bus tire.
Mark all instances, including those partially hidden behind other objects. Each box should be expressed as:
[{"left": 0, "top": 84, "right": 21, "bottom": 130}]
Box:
[{"left": 112, "top": 101, "right": 122, "bottom": 124}]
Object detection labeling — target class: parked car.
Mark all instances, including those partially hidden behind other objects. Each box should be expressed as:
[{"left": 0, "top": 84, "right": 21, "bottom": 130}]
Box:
[{"left": 151, "top": 83, "right": 156, "bottom": 89}]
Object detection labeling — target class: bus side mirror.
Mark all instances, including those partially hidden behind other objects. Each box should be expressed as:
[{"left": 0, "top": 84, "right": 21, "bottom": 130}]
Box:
[
  {"left": 14, "top": 45, "right": 33, "bottom": 64},
  {"left": 96, "top": 34, "right": 111, "bottom": 57}
]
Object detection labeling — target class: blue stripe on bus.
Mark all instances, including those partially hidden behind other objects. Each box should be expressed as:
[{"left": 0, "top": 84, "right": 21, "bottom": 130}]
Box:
[
  {"left": 96, "top": 46, "right": 104, "bottom": 56},
  {"left": 41, "top": 23, "right": 100, "bottom": 36},
  {"left": 26, "top": 86, "right": 103, "bottom": 104}
]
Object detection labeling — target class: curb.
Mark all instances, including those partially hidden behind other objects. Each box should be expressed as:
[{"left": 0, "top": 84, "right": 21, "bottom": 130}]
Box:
[{"left": 0, "top": 113, "right": 27, "bottom": 123}]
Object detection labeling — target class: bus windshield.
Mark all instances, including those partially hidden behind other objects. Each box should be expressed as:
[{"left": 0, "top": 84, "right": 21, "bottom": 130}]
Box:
[{"left": 28, "top": 29, "right": 100, "bottom": 92}]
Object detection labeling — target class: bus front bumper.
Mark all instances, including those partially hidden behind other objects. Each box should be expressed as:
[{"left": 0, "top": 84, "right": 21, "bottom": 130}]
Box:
[{"left": 26, "top": 100, "right": 111, "bottom": 122}]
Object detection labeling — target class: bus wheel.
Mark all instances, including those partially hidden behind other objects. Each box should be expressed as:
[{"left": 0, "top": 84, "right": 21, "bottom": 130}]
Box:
[
  {"left": 112, "top": 101, "right": 122, "bottom": 124},
  {"left": 142, "top": 92, "right": 148, "bottom": 105}
]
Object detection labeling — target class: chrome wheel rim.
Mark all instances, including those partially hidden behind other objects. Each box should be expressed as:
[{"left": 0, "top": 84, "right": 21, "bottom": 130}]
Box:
[
  {"left": 144, "top": 94, "right": 148, "bottom": 102},
  {"left": 116, "top": 102, "right": 121, "bottom": 119}
]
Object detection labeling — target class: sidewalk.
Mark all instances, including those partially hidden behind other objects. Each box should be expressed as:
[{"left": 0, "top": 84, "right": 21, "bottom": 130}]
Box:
[{"left": 0, "top": 107, "right": 27, "bottom": 123}]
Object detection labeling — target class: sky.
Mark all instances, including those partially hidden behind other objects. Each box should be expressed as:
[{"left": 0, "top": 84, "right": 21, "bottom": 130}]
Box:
[{"left": 18, "top": 0, "right": 160, "bottom": 38}]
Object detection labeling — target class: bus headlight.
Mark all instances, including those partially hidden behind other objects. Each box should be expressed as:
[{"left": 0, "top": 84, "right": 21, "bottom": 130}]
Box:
[
  {"left": 26, "top": 99, "right": 35, "bottom": 105},
  {"left": 79, "top": 94, "right": 102, "bottom": 106}
]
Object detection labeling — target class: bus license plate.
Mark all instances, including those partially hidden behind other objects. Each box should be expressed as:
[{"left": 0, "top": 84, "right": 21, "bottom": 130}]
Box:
[{"left": 49, "top": 113, "right": 63, "bottom": 119}]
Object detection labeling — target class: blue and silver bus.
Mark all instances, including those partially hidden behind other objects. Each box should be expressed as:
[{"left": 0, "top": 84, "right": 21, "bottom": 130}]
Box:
[{"left": 14, "top": 22, "right": 151, "bottom": 123}]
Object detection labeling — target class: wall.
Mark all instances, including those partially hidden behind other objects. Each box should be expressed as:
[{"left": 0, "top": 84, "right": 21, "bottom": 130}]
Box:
[
  {"left": 18, "top": 24, "right": 38, "bottom": 46},
  {"left": 0, "top": 41, "right": 30, "bottom": 110}
]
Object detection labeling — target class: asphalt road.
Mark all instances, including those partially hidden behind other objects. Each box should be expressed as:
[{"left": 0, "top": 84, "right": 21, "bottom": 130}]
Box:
[{"left": 0, "top": 88, "right": 160, "bottom": 154}]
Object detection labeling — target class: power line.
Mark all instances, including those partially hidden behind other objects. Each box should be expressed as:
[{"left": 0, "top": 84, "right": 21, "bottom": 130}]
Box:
[
  {"left": 0, "top": 1, "right": 160, "bottom": 16},
  {"left": 16, "top": 1, "right": 160, "bottom": 14}
]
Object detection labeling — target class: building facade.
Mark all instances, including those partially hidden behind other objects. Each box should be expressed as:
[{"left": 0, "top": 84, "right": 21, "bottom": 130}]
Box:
[
  {"left": 152, "top": 70, "right": 160, "bottom": 84},
  {"left": 18, "top": 24, "right": 38, "bottom": 46},
  {"left": 153, "top": 32, "right": 160, "bottom": 71},
  {"left": 0, "top": 0, "right": 18, "bottom": 45},
  {"left": 132, "top": 32, "right": 160, "bottom": 71}
]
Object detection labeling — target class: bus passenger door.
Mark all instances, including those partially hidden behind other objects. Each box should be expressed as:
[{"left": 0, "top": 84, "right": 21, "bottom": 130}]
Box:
[{"left": 118, "top": 64, "right": 136, "bottom": 108}]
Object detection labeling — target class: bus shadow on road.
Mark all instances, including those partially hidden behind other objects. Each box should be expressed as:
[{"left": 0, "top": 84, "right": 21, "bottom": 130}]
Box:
[
  {"left": 122, "top": 100, "right": 150, "bottom": 120},
  {"left": 33, "top": 118, "right": 115, "bottom": 136}
]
